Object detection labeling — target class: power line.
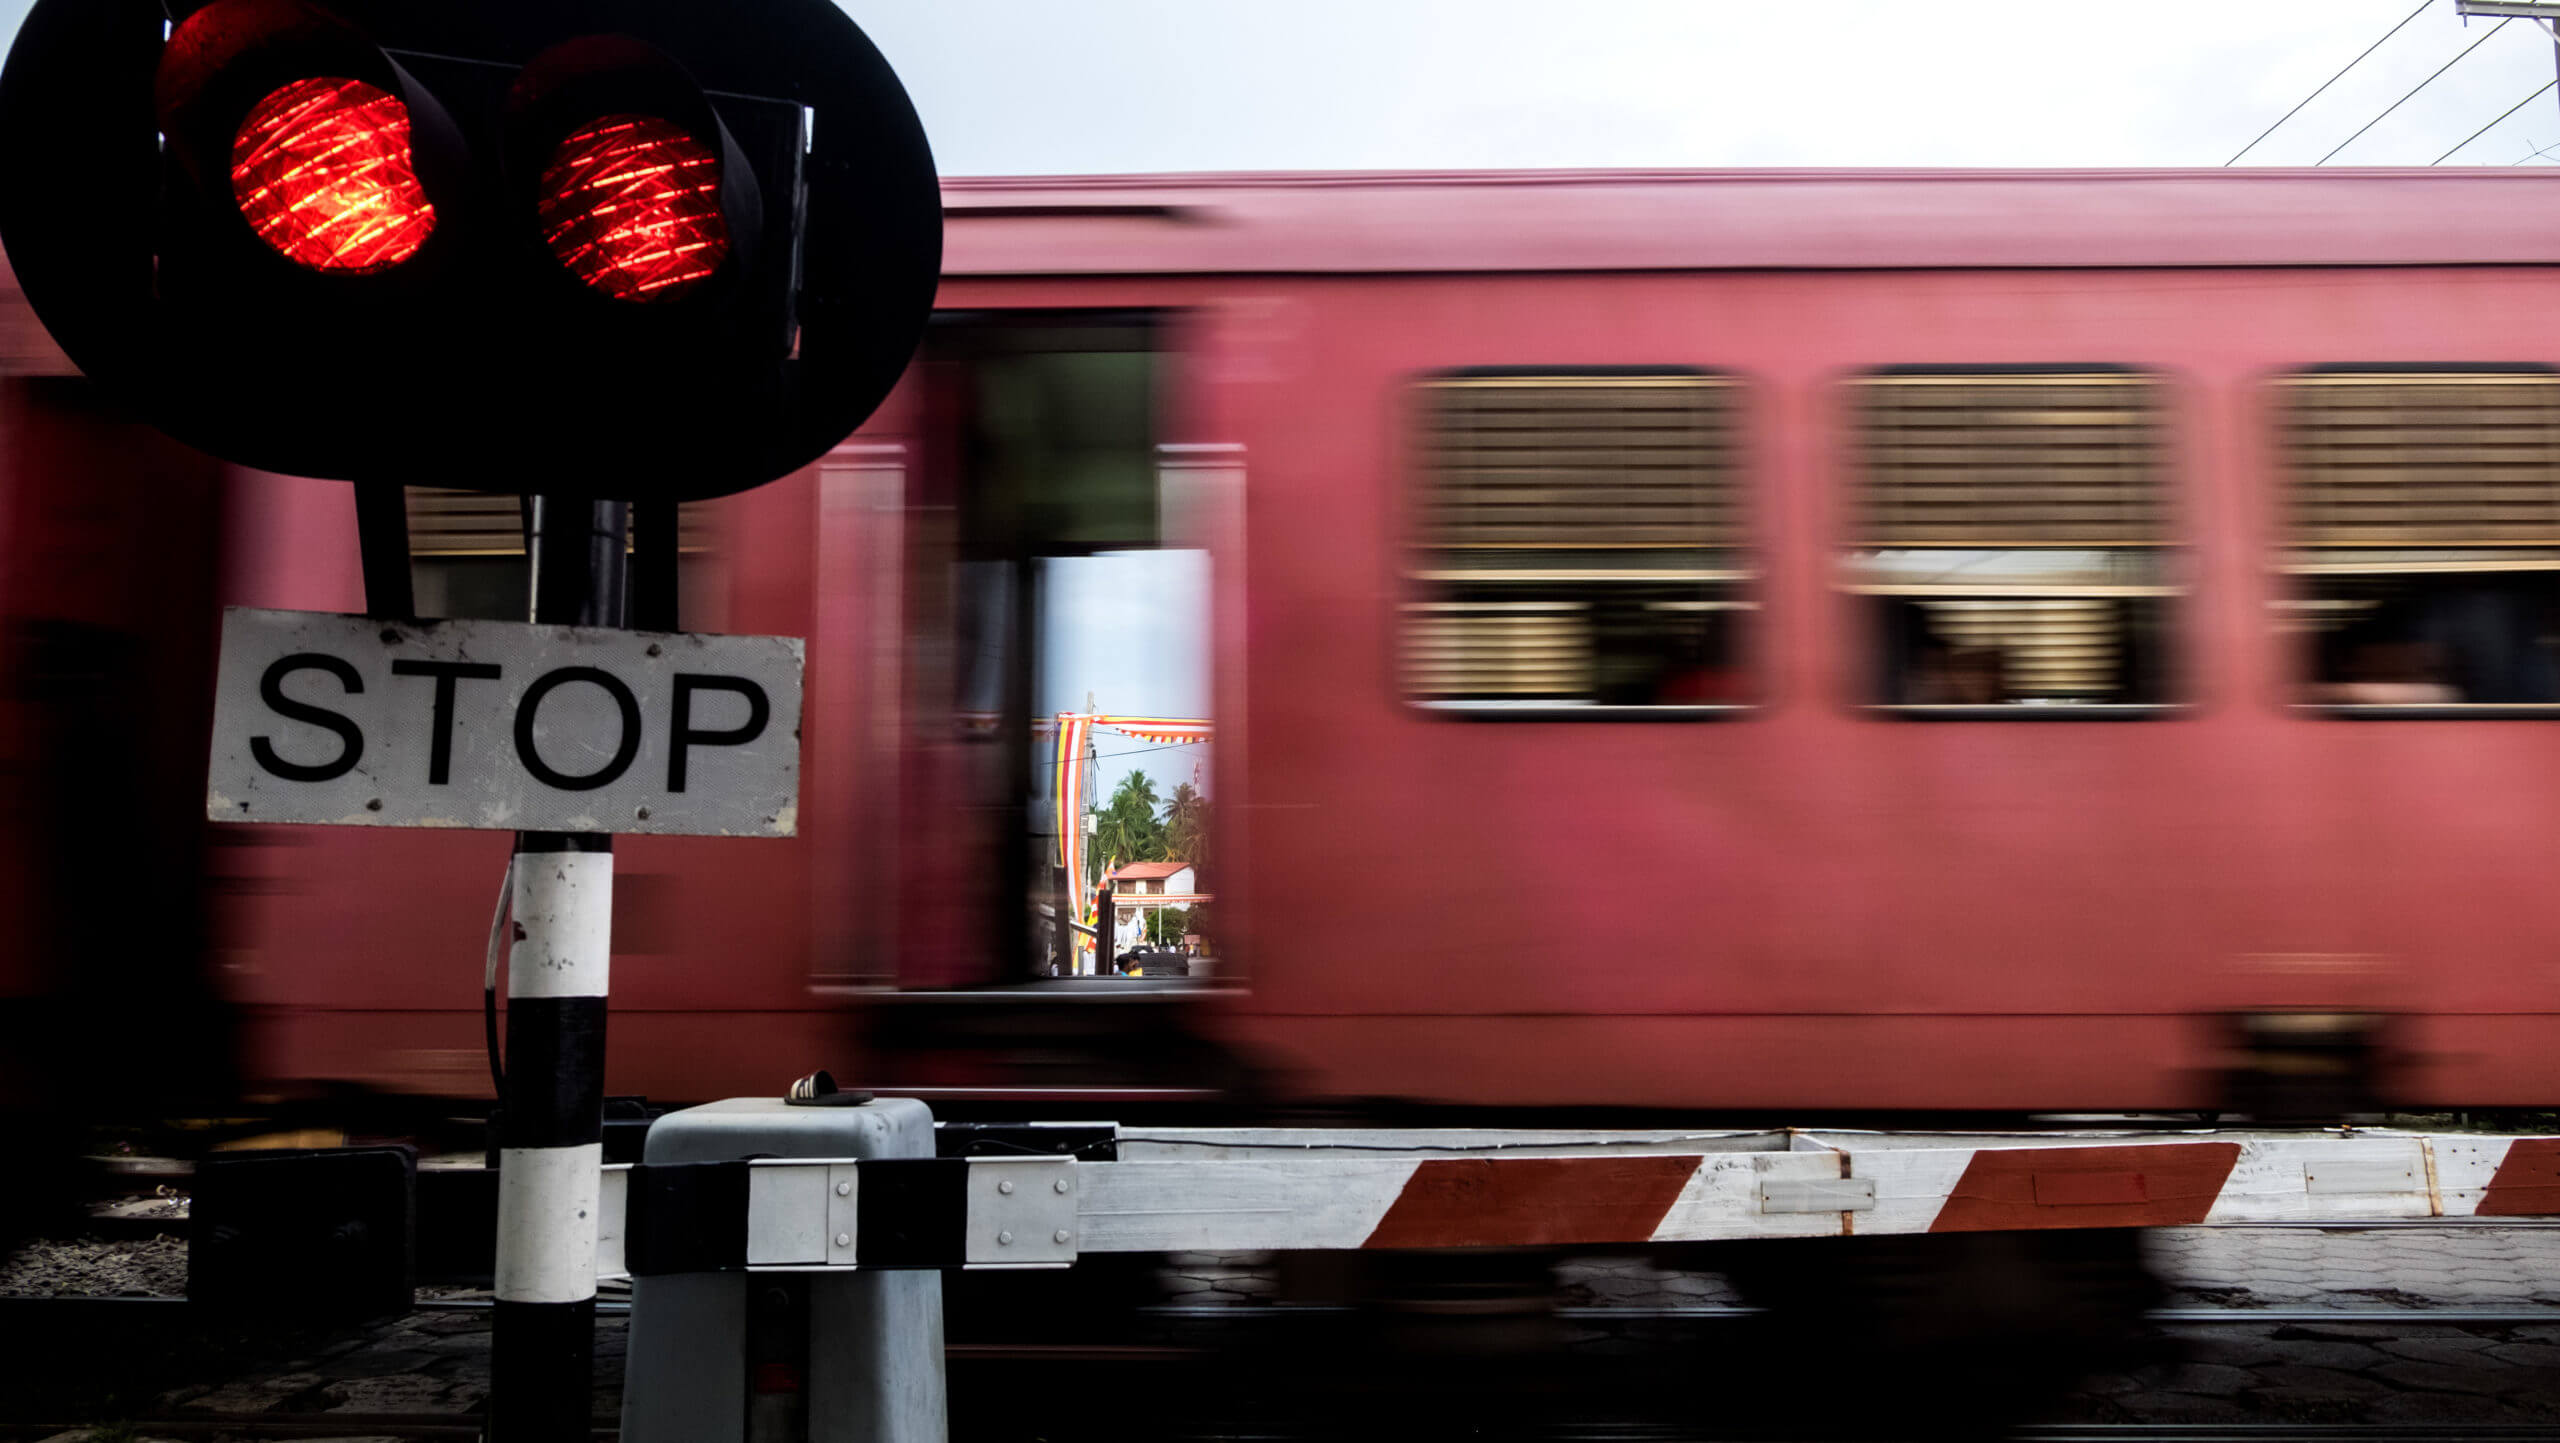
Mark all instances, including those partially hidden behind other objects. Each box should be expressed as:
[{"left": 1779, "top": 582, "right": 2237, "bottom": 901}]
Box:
[
  {"left": 2320, "top": 17, "right": 2513, "bottom": 163},
  {"left": 2227, "top": 0, "right": 2435, "bottom": 163},
  {"left": 1085, "top": 739, "right": 1208, "bottom": 762},
  {"left": 2436, "top": 77, "right": 2560, "bottom": 160}
]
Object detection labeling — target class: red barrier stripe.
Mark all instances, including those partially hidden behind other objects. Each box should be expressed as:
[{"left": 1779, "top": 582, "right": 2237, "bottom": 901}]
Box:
[
  {"left": 2478, "top": 1137, "right": 2560, "bottom": 1216},
  {"left": 1362, "top": 1155, "right": 1703, "bottom": 1249},
  {"left": 1930, "top": 1142, "right": 2241, "bottom": 1233}
]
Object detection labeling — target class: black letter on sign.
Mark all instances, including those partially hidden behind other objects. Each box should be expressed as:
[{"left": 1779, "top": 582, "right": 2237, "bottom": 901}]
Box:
[
  {"left": 667, "top": 674, "right": 771, "bottom": 792},
  {"left": 250, "top": 653, "right": 366, "bottom": 782},
  {"left": 513, "top": 666, "right": 642, "bottom": 792},
  {"left": 391, "top": 660, "right": 503, "bottom": 785}
]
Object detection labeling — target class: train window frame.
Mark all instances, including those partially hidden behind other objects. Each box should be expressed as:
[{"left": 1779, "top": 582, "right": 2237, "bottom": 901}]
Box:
[
  {"left": 1398, "top": 365, "right": 1759, "bottom": 722},
  {"left": 1845, "top": 364, "right": 2185, "bottom": 722},
  {"left": 2277, "top": 363, "right": 2560, "bottom": 721}
]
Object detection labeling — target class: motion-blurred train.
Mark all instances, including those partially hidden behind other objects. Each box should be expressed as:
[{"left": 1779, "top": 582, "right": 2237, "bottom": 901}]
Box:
[{"left": 12, "top": 166, "right": 2560, "bottom": 1128}]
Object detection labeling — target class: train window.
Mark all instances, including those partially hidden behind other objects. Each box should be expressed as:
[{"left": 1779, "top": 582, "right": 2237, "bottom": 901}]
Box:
[
  {"left": 405, "top": 487, "right": 716, "bottom": 624},
  {"left": 1403, "top": 370, "right": 1750, "bottom": 716},
  {"left": 2279, "top": 369, "right": 2560, "bottom": 714},
  {"left": 1848, "top": 369, "right": 2176, "bottom": 714}
]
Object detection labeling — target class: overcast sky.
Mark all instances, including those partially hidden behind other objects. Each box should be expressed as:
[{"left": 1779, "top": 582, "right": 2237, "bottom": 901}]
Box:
[
  {"left": 0, "top": 2, "right": 2542, "bottom": 170},
  {"left": 1042, "top": 551, "right": 1210, "bottom": 820},
  {"left": 844, "top": 0, "right": 2560, "bottom": 173}
]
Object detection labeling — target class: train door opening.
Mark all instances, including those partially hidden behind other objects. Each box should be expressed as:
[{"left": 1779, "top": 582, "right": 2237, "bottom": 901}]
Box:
[{"left": 903, "top": 314, "right": 1216, "bottom": 991}]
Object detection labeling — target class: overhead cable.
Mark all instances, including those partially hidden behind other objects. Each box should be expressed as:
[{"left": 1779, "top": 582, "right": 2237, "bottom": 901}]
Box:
[
  {"left": 2319, "top": 17, "right": 2513, "bottom": 164},
  {"left": 2226, "top": 0, "right": 2434, "bottom": 164},
  {"left": 2436, "top": 78, "right": 2560, "bottom": 162}
]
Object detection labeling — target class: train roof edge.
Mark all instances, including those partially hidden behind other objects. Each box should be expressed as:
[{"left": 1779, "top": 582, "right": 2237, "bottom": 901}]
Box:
[{"left": 937, "top": 166, "right": 2560, "bottom": 277}]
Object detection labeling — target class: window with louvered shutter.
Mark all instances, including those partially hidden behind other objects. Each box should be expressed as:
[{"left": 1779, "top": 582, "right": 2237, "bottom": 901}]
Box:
[
  {"left": 1421, "top": 374, "right": 1738, "bottom": 553},
  {"left": 1404, "top": 372, "right": 1751, "bottom": 712},
  {"left": 405, "top": 488, "right": 718, "bottom": 554},
  {"left": 1847, "top": 370, "right": 2177, "bottom": 711},
  {"left": 1857, "top": 372, "right": 2165, "bottom": 549},
  {"left": 2278, "top": 370, "right": 2560, "bottom": 709},
  {"left": 404, "top": 487, "right": 717, "bottom": 622}
]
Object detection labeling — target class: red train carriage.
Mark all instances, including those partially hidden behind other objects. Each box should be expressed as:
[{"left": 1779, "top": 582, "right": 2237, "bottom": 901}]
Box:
[
  {"left": 43, "top": 166, "right": 2560, "bottom": 1117},
  {"left": 0, "top": 266, "right": 233, "bottom": 1240}
]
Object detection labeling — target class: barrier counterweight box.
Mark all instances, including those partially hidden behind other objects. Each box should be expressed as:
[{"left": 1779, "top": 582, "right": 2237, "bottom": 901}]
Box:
[{"left": 621, "top": 1097, "right": 945, "bottom": 1443}]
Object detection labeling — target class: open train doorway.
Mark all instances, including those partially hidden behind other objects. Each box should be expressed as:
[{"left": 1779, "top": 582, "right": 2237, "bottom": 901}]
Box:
[
  {"left": 896, "top": 312, "right": 1222, "bottom": 996},
  {"left": 1039, "top": 556, "right": 1214, "bottom": 977}
]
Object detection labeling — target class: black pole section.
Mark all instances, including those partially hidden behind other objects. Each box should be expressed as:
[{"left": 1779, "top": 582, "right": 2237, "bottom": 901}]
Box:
[
  {"left": 630, "top": 498, "right": 679, "bottom": 632},
  {"left": 527, "top": 494, "right": 628, "bottom": 628},
  {"left": 1051, "top": 826, "right": 1075, "bottom": 977},
  {"left": 489, "top": 495, "right": 627, "bottom": 1443},
  {"left": 353, "top": 483, "right": 415, "bottom": 621},
  {"left": 1098, "top": 879, "right": 1115, "bottom": 974}
]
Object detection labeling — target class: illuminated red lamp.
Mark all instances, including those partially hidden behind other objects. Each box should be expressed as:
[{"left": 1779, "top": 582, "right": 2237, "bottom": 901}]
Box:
[
  {"left": 537, "top": 112, "right": 729, "bottom": 302},
  {"left": 230, "top": 75, "right": 437, "bottom": 273}
]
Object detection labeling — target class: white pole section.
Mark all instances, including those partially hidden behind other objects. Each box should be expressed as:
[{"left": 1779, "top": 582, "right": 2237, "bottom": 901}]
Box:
[{"left": 489, "top": 836, "right": 613, "bottom": 1439}]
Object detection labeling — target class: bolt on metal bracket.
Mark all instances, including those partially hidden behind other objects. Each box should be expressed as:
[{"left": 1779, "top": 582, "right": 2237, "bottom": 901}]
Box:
[
  {"left": 745, "top": 1159, "right": 863, "bottom": 1268},
  {"left": 963, "top": 1156, "right": 1078, "bottom": 1267}
]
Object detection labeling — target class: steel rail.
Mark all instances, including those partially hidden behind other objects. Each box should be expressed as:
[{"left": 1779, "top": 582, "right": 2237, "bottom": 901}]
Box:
[
  {"left": 7, "top": 1423, "right": 2558, "bottom": 1443},
  {"left": 14, "top": 1295, "right": 2560, "bottom": 1326},
  {"left": 1547, "top": 1304, "right": 2560, "bottom": 1326}
]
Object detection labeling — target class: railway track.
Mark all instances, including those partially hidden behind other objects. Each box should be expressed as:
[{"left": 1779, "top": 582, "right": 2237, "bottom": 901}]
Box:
[
  {"left": 4, "top": 1422, "right": 2559, "bottom": 1442},
  {"left": 18, "top": 1294, "right": 2560, "bottom": 1326},
  {"left": 13, "top": 1291, "right": 2560, "bottom": 1441}
]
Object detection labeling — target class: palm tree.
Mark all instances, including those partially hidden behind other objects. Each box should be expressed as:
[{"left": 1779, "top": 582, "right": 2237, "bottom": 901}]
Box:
[
  {"left": 1092, "top": 770, "right": 1166, "bottom": 876},
  {"left": 1165, "top": 781, "right": 1209, "bottom": 874}
]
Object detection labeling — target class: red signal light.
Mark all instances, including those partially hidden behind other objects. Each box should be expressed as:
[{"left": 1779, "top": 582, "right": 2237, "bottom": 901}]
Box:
[
  {"left": 230, "top": 76, "right": 438, "bottom": 273},
  {"left": 537, "top": 114, "right": 730, "bottom": 302}
]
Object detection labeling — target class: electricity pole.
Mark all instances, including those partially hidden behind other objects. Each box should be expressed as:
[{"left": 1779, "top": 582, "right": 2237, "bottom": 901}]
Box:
[{"left": 2459, "top": 1, "right": 2560, "bottom": 135}]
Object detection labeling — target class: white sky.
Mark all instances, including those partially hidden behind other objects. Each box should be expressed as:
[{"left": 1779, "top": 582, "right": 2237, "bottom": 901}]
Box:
[
  {"left": 1042, "top": 550, "right": 1211, "bottom": 821},
  {"left": 0, "top": 2, "right": 2540, "bottom": 170},
  {"left": 843, "top": 0, "right": 2560, "bottom": 173}
]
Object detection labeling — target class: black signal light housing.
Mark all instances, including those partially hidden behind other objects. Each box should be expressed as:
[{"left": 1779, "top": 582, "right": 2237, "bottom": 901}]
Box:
[{"left": 0, "top": 0, "right": 940, "bottom": 502}]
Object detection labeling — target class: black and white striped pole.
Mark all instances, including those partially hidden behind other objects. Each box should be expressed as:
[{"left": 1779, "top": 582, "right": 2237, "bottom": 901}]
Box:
[{"left": 489, "top": 496, "right": 627, "bottom": 1442}]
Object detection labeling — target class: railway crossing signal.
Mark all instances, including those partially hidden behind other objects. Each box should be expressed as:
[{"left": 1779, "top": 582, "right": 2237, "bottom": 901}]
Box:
[
  {"left": 0, "top": 0, "right": 940, "bottom": 501},
  {"left": 0, "top": 3, "right": 939, "bottom": 1438}
]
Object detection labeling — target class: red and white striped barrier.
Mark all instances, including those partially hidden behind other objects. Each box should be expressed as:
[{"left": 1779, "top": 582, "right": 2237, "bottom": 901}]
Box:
[
  {"left": 1083, "top": 1129, "right": 2560, "bottom": 1252},
  {"left": 600, "top": 1124, "right": 2560, "bottom": 1279}
]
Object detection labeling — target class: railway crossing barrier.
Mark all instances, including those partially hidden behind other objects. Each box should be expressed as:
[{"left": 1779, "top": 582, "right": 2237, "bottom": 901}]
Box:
[{"left": 597, "top": 1099, "right": 2560, "bottom": 1439}]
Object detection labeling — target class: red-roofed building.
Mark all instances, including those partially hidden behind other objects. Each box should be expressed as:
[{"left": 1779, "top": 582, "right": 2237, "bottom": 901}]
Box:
[
  {"left": 1106, "top": 861, "right": 1204, "bottom": 957},
  {"left": 1111, "top": 861, "right": 1195, "bottom": 896}
]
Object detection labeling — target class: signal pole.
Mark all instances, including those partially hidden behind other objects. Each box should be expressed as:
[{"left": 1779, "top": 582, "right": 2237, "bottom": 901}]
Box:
[
  {"left": 2457, "top": 1, "right": 2560, "bottom": 133},
  {"left": 489, "top": 495, "right": 628, "bottom": 1443}
]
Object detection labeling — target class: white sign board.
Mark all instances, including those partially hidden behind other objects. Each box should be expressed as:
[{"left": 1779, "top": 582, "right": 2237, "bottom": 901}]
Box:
[{"left": 207, "top": 608, "right": 804, "bottom": 837}]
